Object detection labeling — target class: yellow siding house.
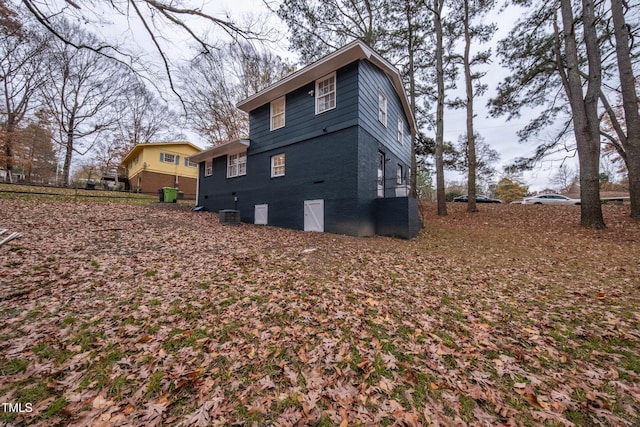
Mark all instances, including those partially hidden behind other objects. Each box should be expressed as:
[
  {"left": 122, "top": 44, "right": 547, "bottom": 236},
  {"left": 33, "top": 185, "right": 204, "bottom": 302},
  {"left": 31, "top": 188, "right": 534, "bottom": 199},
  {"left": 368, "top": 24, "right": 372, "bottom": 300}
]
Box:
[{"left": 121, "top": 142, "right": 202, "bottom": 198}]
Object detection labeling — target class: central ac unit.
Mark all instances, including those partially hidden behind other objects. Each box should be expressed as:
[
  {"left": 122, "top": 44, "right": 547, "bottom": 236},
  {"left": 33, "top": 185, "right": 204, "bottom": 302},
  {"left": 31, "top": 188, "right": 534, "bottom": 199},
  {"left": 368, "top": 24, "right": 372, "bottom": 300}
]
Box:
[{"left": 219, "top": 209, "right": 240, "bottom": 225}]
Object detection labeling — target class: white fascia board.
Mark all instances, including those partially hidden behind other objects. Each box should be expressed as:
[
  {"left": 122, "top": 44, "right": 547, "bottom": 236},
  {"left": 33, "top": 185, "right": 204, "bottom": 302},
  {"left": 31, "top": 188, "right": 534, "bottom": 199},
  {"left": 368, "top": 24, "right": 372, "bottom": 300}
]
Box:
[
  {"left": 236, "top": 40, "right": 416, "bottom": 135},
  {"left": 189, "top": 139, "right": 250, "bottom": 164},
  {"left": 237, "top": 40, "right": 367, "bottom": 113}
]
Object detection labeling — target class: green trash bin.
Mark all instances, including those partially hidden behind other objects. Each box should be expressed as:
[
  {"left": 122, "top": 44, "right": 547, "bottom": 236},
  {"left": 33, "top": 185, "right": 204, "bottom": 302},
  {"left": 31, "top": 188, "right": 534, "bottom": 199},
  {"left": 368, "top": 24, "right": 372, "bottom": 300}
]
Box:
[{"left": 163, "top": 187, "right": 178, "bottom": 203}]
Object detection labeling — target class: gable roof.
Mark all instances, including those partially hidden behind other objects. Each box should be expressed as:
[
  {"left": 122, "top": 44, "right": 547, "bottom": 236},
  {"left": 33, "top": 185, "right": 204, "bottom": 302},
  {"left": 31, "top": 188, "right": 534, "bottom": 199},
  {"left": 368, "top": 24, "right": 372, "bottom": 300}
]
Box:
[
  {"left": 236, "top": 40, "right": 416, "bottom": 134},
  {"left": 120, "top": 141, "right": 202, "bottom": 165}
]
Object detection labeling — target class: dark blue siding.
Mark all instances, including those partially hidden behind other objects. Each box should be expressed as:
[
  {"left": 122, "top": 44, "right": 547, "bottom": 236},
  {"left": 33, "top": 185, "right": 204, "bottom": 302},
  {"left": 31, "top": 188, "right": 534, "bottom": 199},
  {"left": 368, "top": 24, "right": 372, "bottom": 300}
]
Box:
[
  {"left": 249, "top": 62, "right": 360, "bottom": 154},
  {"left": 196, "top": 58, "right": 420, "bottom": 238},
  {"left": 198, "top": 126, "right": 377, "bottom": 236},
  {"left": 358, "top": 60, "right": 411, "bottom": 165}
]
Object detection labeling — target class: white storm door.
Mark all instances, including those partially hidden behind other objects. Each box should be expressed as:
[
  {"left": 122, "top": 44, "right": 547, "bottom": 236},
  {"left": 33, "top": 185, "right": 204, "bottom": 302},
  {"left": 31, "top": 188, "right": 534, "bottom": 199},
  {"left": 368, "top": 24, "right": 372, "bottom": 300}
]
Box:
[
  {"left": 304, "top": 199, "right": 324, "bottom": 232},
  {"left": 255, "top": 204, "right": 268, "bottom": 225}
]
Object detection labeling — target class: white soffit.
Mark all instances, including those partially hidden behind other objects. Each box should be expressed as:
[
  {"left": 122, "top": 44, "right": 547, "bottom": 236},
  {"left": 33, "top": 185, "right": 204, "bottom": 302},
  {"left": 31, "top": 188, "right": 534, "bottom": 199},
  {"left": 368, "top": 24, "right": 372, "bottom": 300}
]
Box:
[{"left": 189, "top": 139, "right": 250, "bottom": 163}]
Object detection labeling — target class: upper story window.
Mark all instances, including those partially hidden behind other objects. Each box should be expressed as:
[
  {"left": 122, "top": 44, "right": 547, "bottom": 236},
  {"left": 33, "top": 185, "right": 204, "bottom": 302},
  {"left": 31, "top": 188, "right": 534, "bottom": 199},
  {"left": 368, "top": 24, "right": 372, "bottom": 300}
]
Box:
[
  {"left": 205, "top": 160, "right": 213, "bottom": 177},
  {"left": 397, "top": 117, "right": 404, "bottom": 144},
  {"left": 316, "top": 72, "right": 336, "bottom": 114},
  {"left": 160, "top": 152, "right": 177, "bottom": 164},
  {"left": 270, "top": 97, "right": 285, "bottom": 131},
  {"left": 378, "top": 91, "right": 387, "bottom": 126},
  {"left": 227, "top": 151, "right": 247, "bottom": 178},
  {"left": 271, "top": 153, "right": 285, "bottom": 177},
  {"left": 185, "top": 157, "right": 198, "bottom": 167}
]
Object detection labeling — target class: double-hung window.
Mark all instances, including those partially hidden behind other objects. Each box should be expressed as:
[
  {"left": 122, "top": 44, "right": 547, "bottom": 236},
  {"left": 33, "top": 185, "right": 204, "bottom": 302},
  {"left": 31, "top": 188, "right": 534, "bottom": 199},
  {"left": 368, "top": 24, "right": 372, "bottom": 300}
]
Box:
[
  {"left": 378, "top": 91, "right": 387, "bottom": 126},
  {"left": 396, "top": 164, "right": 403, "bottom": 185},
  {"left": 271, "top": 153, "right": 285, "bottom": 177},
  {"left": 161, "top": 153, "right": 176, "bottom": 164},
  {"left": 227, "top": 151, "right": 247, "bottom": 178},
  {"left": 270, "top": 97, "right": 285, "bottom": 131},
  {"left": 397, "top": 117, "right": 404, "bottom": 144},
  {"left": 316, "top": 72, "right": 336, "bottom": 114},
  {"left": 205, "top": 160, "right": 213, "bottom": 177}
]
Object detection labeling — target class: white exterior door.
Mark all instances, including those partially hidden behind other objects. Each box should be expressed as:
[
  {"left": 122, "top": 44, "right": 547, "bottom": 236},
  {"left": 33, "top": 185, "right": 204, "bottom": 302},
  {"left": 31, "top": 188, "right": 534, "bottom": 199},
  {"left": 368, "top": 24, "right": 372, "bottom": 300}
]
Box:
[
  {"left": 255, "top": 204, "right": 268, "bottom": 225},
  {"left": 304, "top": 199, "right": 324, "bottom": 232}
]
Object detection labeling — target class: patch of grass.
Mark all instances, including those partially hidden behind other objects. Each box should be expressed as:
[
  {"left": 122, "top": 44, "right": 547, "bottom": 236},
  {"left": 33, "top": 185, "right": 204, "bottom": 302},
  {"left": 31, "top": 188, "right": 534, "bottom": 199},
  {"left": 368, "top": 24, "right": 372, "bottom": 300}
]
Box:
[
  {"left": 33, "top": 343, "right": 73, "bottom": 365},
  {"left": 70, "top": 330, "right": 104, "bottom": 352},
  {"left": 459, "top": 395, "right": 476, "bottom": 422},
  {"left": 146, "top": 370, "right": 165, "bottom": 397},
  {"left": 1, "top": 358, "right": 29, "bottom": 375},
  {"left": 108, "top": 375, "right": 129, "bottom": 400},
  {"left": 16, "top": 381, "right": 50, "bottom": 403},
  {"left": 145, "top": 269, "right": 157, "bottom": 277},
  {"left": 62, "top": 315, "right": 77, "bottom": 327},
  {"left": 42, "top": 397, "right": 67, "bottom": 419},
  {"left": 197, "top": 281, "right": 211, "bottom": 290}
]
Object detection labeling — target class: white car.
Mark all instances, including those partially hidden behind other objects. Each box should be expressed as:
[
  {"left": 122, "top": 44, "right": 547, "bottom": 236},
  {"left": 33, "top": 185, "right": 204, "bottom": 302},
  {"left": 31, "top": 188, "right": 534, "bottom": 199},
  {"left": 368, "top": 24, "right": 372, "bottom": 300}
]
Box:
[{"left": 522, "top": 194, "right": 581, "bottom": 205}]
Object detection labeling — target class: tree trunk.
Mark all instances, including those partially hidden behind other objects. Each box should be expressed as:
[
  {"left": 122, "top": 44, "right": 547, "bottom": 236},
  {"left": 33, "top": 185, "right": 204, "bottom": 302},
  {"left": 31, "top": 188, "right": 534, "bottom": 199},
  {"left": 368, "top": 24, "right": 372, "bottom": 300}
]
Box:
[
  {"left": 406, "top": 5, "right": 418, "bottom": 199},
  {"left": 62, "top": 115, "right": 74, "bottom": 187},
  {"left": 627, "top": 145, "right": 640, "bottom": 218},
  {"left": 3, "top": 114, "right": 15, "bottom": 183},
  {"left": 610, "top": 0, "right": 640, "bottom": 218},
  {"left": 463, "top": 0, "right": 477, "bottom": 213},
  {"left": 560, "top": 0, "right": 605, "bottom": 228},
  {"left": 434, "top": 0, "right": 447, "bottom": 216}
]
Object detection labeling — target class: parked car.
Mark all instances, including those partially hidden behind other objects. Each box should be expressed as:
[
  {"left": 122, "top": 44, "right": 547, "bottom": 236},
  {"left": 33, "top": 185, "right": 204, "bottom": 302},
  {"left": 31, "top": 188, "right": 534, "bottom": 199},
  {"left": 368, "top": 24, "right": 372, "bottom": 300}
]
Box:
[
  {"left": 453, "top": 195, "right": 503, "bottom": 203},
  {"left": 522, "top": 194, "right": 581, "bottom": 205}
]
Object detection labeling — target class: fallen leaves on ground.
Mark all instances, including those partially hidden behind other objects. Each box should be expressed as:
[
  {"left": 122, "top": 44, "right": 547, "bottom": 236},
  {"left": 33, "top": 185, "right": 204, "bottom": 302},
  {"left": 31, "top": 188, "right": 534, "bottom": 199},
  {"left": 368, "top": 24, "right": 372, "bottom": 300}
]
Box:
[{"left": 1, "top": 200, "right": 639, "bottom": 425}]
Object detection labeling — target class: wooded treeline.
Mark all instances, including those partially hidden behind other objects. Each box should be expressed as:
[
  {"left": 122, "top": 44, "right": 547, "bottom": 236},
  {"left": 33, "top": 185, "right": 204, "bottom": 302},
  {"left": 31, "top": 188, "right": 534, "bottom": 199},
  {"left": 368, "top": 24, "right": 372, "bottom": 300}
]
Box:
[{"left": 1, "top": 0, "right": 638, "bottom": 227}]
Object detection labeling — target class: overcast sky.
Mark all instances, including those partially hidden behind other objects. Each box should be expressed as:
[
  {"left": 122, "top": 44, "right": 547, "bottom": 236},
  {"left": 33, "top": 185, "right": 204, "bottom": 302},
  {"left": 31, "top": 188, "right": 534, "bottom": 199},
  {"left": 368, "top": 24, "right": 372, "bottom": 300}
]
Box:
[{"left": 201, "top": 0, "right": 577, "bottom": 192}]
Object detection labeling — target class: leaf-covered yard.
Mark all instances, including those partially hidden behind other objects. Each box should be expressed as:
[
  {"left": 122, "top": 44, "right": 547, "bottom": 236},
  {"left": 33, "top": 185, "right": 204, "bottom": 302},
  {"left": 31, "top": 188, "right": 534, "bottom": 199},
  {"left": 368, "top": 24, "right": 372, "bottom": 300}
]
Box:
[{"left": 1, "top": 199, "right": 639, "bottom": 426}]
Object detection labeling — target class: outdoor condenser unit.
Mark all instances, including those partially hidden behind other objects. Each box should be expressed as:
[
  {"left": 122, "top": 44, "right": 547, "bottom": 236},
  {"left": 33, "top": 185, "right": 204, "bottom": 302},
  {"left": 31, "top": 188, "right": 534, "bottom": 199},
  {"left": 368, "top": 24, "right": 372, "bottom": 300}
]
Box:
[{"left": 219, "top": 209, "right": 240, "bottom": 225}]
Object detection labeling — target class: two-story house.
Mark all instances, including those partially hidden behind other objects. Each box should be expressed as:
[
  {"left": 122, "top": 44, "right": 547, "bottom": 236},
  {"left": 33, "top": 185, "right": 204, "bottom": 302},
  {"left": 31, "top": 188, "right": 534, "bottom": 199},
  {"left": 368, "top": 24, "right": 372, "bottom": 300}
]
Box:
[
  {"left": 191, "top": 40, "right": 422, "bottom": 238},
  {"left": 121, "top": 141, "right": 202, "bottom": 198}
]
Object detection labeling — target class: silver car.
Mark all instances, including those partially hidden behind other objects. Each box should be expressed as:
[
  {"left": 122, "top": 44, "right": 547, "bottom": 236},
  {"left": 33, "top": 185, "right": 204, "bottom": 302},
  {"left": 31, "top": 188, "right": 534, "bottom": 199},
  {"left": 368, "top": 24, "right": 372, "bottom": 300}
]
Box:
[{"left": 522, "top": 194, "right": 581, "bottom": 205}]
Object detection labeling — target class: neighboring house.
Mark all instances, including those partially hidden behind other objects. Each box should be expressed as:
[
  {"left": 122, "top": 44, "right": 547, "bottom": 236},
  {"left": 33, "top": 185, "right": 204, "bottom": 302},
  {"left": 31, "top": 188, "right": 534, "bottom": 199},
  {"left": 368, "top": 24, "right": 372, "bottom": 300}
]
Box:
[
  {"left": 191, "top": 40, "right": 422, "bottom": 238},
  {"left": 121, "top": 142, "right": 202, "bottom": 198}
]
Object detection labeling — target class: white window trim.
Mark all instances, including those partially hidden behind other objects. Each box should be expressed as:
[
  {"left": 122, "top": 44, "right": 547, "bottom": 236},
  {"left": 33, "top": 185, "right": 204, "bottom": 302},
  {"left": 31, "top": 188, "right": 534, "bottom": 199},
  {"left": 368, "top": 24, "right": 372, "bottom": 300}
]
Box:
[
  {"left": 397, "top": 117, "right": 404, "bottom": 144},
  {"left": 271, "top": 153, "right": 285, "bottom": 178},
  {"left": 162, "top": 153, "right": 176, "bottom": 164},
  {"left": 396, "top": 164, "right": 403, "bottom": 185},
  {"left": 227, "top": 151, "right": 247, "bottom": 178},
  {"left": 378, "top": 90, "right": 387, "bottom": 127},
  {"left": 270, "top": 96, "right": 286, "bottom": 131},
  {"left": 315, "top": 72, "right": 336, "bottom": 115},
  {"left": 204, "top": 160, "right": 213, "bottom": 177}
]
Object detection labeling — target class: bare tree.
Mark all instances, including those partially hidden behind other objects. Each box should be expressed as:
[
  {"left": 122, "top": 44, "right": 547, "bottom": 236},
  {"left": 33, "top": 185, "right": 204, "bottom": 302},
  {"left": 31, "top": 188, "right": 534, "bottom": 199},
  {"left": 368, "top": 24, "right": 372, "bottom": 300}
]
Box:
[
  {"left": 0, "top": 17, "right": 47, "bottom": 182},
  {"left": 181, "top": 42, "right": 294, "bottom": 146},
  {"left": 40, "top": 22, "right": 128, "bottom": 186},
  {"left": 114, "top": 79, "right": 179, "bottom": 147},
  {"left": 18, "top": 1, "right": 276, "bottom": 98}
]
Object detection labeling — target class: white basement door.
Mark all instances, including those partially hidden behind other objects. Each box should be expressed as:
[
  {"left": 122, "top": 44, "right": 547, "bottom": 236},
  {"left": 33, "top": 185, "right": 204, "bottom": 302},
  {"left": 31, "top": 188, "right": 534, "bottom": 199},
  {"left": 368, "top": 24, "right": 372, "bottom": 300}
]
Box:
[
  {"left": 255, "top": 204, "right": 268, "bottom": 225},
  {"left": 303, "top": 199, "right": 324, "bottom": 232}
]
